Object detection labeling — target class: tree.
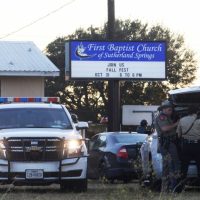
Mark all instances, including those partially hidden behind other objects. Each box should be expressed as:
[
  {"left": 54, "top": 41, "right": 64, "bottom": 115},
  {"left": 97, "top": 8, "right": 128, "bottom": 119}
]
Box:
[{"left": 45, "top": 19, "right": 197, "bottom": 121}]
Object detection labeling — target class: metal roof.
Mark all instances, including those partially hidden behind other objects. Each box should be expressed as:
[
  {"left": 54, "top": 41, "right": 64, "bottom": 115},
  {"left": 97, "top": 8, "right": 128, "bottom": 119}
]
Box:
[{"left": 0, "top": 41, "right": 59, "bottom": 76}]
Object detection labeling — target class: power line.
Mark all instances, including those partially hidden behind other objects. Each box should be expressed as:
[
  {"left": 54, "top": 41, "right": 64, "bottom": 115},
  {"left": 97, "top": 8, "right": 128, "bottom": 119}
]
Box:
[{"left": 0, "top": 0, "right": 77, "bottom": 40}]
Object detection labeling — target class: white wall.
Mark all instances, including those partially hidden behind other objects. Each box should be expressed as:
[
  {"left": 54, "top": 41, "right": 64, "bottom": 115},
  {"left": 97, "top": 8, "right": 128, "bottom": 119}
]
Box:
[{"left": 0, "top": 77, "right": 44, "bottom": 97}]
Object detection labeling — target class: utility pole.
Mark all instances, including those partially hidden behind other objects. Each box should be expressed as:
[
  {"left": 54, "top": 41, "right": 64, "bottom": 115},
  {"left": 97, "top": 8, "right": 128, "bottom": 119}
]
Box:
[{"left": 107, "top": 0, "right": 121, "bottom": 131}]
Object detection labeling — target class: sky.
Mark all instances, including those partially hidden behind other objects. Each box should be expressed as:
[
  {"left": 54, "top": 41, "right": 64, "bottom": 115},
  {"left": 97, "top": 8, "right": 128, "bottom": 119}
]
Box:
[{"left": 0, "top": 0, "right": 200, "bottom": 84}]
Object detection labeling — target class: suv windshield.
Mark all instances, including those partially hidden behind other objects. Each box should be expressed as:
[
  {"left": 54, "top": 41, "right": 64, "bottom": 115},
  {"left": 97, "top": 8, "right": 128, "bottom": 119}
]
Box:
[{"left": 0, "top": 108, "right": 72, "bottom": 129}]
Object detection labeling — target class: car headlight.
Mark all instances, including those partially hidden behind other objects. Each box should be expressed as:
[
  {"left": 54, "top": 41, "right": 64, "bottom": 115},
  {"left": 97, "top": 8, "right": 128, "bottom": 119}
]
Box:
[
  {"left": 63, "top": 139, "right": 84, "bottom": 158},
  {"left": 0, "top": 140, "right": 6, "bottom": 159}
]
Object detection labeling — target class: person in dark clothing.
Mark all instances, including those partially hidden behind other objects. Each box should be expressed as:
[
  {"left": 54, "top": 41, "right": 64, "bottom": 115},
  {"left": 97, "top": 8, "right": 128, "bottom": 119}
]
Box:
[
  {"left": 177, "top": 105, "right": 200, "bottom": 184},
  {"left": 155, "top": 100, "right": 181, "bottom": 192},
  {"left": 136, "top": 119, "right": 148, "bottom": 134}
]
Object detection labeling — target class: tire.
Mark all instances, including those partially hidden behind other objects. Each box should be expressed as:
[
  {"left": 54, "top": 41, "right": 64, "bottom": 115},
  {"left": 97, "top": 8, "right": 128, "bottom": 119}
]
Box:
[
  {"left": 98, "top": 161, "right": 107, "bottom": 181},
  {"left": 140, "top": 157, "right": 161, "bottom": 191},
  {"left": 149, "top": 177, "right": 162, "bottom": 191},
  {"left": 60, "top": 179, "right": 88, "bottom": 192},
  {"left": 110, "top": 179, "right": 115, "bottom": 184},
  {"left": 123, "top": 178, "right": 132, "bottom": 184},
  {"left": 147, "top": 160, "right": 161, "bottom": 191}
]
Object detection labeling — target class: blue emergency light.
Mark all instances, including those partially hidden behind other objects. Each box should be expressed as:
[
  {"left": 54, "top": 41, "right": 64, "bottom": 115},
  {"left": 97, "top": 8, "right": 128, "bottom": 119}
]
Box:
[{"left": 0, "top": 97, "right": 60, "bottom": 103}]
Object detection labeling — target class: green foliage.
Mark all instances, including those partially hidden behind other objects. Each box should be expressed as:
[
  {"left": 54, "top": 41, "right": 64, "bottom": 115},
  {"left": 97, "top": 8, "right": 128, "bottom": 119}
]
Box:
[{"left": 45, "top": 19, "right": 197, "bottom": 121}]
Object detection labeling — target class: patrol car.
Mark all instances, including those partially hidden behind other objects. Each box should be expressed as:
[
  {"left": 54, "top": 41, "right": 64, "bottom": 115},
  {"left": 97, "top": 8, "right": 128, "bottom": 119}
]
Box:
[
  {"left": 140, "top": 86, "right": 200, "bottom": 189},
  {"left": 0, "top": 97, "right": 88, "bottom": 192}
]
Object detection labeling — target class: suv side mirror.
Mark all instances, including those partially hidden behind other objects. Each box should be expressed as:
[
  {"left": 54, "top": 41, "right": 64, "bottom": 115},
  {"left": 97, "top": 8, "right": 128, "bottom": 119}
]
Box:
[
  {"left": 76, "top": 121, "right": 89, "bottom": 130},
  {"left": 76, "top": 122, "right": 89, "bottom": 139}
]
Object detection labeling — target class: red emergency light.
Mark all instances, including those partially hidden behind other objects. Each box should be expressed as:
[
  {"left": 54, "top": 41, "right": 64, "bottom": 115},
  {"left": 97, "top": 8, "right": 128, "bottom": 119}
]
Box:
[{"left": 0, "top": 97, "right": 60, "bottom": 103}]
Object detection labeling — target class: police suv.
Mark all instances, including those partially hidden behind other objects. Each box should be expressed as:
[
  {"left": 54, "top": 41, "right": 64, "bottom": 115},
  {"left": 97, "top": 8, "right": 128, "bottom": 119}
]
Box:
[
  {"left": 140, "top": 86, "right": 200, "bottom": 189},
  {"left": 0, "top": 97, "right": 88, "bottom": 192}
]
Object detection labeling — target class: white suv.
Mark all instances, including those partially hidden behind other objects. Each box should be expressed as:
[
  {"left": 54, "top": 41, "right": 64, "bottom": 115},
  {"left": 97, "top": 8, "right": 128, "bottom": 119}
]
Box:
[{"left": 0, "top": 97, "right": 88, "bottom": 192}]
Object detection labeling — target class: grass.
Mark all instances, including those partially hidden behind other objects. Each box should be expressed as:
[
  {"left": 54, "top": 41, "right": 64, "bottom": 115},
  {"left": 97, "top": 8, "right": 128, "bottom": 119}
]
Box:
[{"left": 0, "top": 181, "right": 200, "bottom": 200}]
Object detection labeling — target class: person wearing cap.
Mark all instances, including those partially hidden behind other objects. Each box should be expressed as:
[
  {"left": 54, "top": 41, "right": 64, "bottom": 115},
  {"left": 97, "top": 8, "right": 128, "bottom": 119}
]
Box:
[
  {"left": 176, "top": 105, "right": 200, "bottom": 186},
  {"left": 155, "top": 100, "right": 180, "bottom": 192},
  {"left": 136, "top": 119, "right": 148, "bottom": 134}
]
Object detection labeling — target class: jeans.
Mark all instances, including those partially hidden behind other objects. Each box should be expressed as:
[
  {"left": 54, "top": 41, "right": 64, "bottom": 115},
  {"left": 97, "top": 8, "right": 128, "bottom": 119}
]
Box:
[{"left": 160, "top": 142, "right": 181, "bottom": 192}]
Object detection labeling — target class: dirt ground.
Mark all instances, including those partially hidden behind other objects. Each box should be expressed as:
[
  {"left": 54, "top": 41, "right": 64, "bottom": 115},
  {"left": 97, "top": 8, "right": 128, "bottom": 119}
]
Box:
[{"left": 0, "top": 180, "right": 200, "bottom": 200}]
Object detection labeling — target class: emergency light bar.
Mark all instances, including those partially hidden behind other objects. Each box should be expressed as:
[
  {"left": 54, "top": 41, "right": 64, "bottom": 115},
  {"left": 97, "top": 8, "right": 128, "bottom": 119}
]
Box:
[{"left": 0, "top": 97, "right": 60, "bottom": 103}]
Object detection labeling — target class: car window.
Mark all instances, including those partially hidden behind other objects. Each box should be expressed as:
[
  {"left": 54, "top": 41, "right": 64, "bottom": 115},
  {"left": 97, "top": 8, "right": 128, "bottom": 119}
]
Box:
[
  {"left": 0, "top": 108, "right": 72, "bottom": 129},
  {"left": 90, "top": 135, "right": 107, "bottom": 150},
  {"left": 99, "top": 135, "right": 107, "bottom": 147},
  {"left": 89, "top": 135, "right": 99, "bottom": 150},
  {"left": 114, "top": 134, "right": 147, "bottom": 144}
]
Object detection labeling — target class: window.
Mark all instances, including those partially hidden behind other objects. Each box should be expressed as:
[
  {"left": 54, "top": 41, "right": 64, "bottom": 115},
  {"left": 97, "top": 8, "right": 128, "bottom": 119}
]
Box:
[
  {"left": 0, "top": 108, "right": 72, "bottom": 129},
  {"left": 99, "top": 135, "right": 107, "bottom": 147},
  {"left": 90, "top": 135, "right": 99, "bottom": 150},
  {"left": 90, "top": 135, "right": 107, "bottom": 150},
  {"left": 114, "top": 134, "right": 147, "bottom": 144}
]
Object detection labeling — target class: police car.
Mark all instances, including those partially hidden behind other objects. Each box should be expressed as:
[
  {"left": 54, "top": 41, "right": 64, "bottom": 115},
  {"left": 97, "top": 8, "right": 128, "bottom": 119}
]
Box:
[
  {"left": 0, "top": 97, "right": 88, "bottom": 192},
  {"left": 140, "top": 86, "right": 200, "bottom": 189}
]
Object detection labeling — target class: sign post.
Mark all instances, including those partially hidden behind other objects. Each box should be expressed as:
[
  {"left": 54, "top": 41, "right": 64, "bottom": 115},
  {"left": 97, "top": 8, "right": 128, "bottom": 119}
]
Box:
[{"left": 107, "top": 0, "right": 120, "bottom": 131}]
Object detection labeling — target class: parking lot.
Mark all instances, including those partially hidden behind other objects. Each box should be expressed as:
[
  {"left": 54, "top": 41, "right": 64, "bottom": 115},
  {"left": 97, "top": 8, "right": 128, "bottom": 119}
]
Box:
[{"left": 0, "top": 180, "right": 200, "bottom": 200}]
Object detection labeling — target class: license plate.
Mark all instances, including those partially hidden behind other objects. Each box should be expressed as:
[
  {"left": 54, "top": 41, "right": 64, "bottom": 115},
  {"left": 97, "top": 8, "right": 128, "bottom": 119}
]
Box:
[{"left": 26, "top": 169, "right": 43, "bottom": 179}]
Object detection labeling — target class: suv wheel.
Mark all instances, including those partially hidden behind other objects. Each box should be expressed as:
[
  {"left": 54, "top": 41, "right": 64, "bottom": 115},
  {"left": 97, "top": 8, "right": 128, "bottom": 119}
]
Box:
[{"left": 60, "top": 179, "right": 88, "bottom": 192}]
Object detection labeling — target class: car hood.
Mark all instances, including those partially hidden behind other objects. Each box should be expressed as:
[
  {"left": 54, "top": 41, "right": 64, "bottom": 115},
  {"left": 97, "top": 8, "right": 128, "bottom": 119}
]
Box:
[{"left": 0, "top": 128, "right": 82, "bottom": 140}]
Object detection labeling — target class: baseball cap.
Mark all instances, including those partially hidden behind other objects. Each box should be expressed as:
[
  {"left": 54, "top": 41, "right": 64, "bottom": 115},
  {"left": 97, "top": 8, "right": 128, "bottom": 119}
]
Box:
[{"left": 160, "top": 100, "right": 173, "bottom": 109}]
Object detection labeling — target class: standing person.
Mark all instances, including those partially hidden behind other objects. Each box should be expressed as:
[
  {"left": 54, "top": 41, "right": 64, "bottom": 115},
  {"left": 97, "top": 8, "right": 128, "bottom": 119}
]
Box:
[
  {"left": 136, "top": 119, "right": 148, "bottom": 134},
  {"left": 176, "top": 105, "right": 200, "bottom": 185},
  {"left": 155, "top": 100, "right": 180, "bottom": 192}
]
